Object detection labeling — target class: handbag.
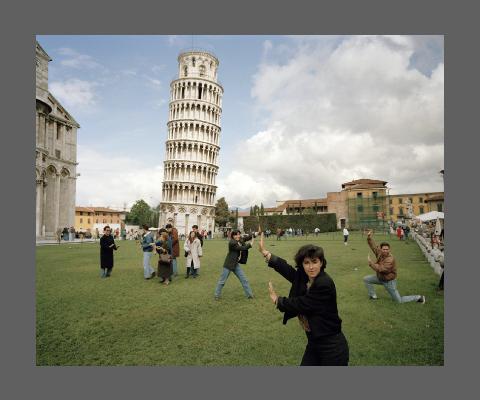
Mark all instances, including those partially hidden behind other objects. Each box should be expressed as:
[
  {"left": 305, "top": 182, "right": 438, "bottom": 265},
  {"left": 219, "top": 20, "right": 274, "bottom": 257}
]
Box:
[{"left": 159, "top": 253, "right": 172, "bottom": 264}]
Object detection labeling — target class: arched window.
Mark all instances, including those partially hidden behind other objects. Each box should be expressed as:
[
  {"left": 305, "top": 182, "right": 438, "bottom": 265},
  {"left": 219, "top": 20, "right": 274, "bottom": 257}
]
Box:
[
  {"left": 199, "top": 65, "right": 206, "bottom": 77},
  {"left": 183, "top": 65, "right": 188, "bottom": 77}
]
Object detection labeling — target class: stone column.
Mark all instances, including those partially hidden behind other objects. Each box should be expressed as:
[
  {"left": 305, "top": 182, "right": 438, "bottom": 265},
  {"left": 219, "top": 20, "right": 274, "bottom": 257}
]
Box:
[
  {"left": 54, "top": 173, "right": 61, "bottom": 232},
  {"left": 36, "top": 180, "right": 43, "bottom": 237},
  {"left": 42, "top": 181, "right": 47, "bottom": 237}
]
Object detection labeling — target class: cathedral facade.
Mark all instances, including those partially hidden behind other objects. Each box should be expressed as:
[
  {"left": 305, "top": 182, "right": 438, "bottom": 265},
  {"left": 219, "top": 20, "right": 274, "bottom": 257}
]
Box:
[
  {"left": 36, "top": 41, "right": 80, "bottom": 239},
  {"left": 158, "top": 51, "right": 223, "bottom": 236}
]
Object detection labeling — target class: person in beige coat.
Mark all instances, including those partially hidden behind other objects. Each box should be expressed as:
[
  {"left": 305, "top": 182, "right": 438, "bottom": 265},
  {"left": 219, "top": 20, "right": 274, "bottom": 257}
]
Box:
[{"left": 184, "top": 231, "right": 203, "bottom": 278}]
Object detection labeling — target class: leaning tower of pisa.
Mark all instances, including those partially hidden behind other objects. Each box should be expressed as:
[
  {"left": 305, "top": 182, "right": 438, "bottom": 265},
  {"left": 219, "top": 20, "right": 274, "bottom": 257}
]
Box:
[{"left": 158, "top": 50, "right": 223, "bottom": 236}]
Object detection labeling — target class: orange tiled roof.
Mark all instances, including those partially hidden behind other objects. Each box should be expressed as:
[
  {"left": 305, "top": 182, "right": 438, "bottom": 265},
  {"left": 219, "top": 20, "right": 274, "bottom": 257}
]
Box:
[
  {"left": 76, "top": 206, "right": 124, "bottom": 213},
  {"left": 276, "top": 198, "right": 327, "bottom": 211},
  {"left": 342, "top": 178, "right": 388, "bottom": 189},
  {"left": 425, "top": 194, "right": 444, "bottom": 202}
]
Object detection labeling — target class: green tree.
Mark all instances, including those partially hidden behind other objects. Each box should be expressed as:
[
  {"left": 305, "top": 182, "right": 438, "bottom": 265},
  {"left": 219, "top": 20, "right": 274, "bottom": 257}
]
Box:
[
  {"left": 260, "top": 203, "right": 265, "bottom": 216},
  {"left": 126, "top": 199, "right": 153, "bottom": 226},
  {"left": 215, "top": 197, "right": 230, "bottom": 227}
]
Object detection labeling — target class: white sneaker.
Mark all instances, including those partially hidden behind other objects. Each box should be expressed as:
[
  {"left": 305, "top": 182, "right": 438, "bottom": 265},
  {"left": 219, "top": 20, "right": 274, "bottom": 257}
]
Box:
[{"left": 417, "top": 295, "right": 426, "bottom": 304}]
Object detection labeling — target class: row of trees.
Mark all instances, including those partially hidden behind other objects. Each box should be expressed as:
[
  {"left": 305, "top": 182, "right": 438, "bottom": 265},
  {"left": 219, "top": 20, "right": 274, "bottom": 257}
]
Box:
[{"left": 124, "top": 200, "right": 159, "bottom": 227}]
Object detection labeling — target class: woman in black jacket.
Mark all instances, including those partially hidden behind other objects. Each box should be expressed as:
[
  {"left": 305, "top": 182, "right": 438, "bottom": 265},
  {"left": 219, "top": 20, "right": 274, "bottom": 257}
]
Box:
[{"left": 259, "top": 234, "right": 349, "bottom": 366}]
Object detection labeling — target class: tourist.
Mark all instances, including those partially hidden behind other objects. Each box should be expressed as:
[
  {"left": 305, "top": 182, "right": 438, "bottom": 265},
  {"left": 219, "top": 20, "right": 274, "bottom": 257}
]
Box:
[
  {"left": 184, "top": 231, "right": 203, "bottom": 278},
  {"left": 141, "top": 224, "right": 156, "bottom": 280},
  {"left": 404, "top": 225, "right": 410, "bottom": 240},
  {"left": 314, "top": 227, "right": 320, "bottom": 237},
  {"left": 69, "top": 226, "right": 75, "bottom": 241},
  {"left": 192, "top": 224, "right": 204, "bottom": 247},
  {"left": 214, "top": 229, "right": 254, "bottom": 300},
  {"left": 62, "top": 226, "right": 69, "bottom": 241},
  {"left": 258, "top": 233, "right": 349, "bottom": 366},
  {"left": 364, "top": 230, "right": 425, "bottom": 303},
  {"left": 155, "top": 229, "right": 172, "bottom": 285},
  {"left": 56, "top": 227, "right": 62, "bottom": 244},
  {"left": 396, "top": 225, "right": 403, "bottom": 240},
  {"left": 165, "top": 223, "right": 180, "bottom": 277},
  {"left": 343, "top": 227, "right": 349, "bottom": 246},
  {"left": 100, "top": 225, "right": 119, "bottom": 278}
]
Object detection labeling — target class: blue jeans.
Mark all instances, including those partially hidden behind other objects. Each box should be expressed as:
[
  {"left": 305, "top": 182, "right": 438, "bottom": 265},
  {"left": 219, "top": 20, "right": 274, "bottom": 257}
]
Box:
[
  {"left": 363, "top": 275, "right": 421, "bottom": 303},
  {"left": 214, "top": 265, "right": 253, "bottom": 298},
  {"left": 143, "top": 252, "right": 154, "bottom": 278},
  {"left": 172, "top": 258, "right": 178, "bottom": 276}
]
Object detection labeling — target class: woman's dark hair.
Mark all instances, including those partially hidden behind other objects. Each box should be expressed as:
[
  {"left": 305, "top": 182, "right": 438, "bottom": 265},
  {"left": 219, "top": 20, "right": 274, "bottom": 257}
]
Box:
[
  {"left": 158, "top": 228, "right": 167, "bottom": 234},
  {"left": 294, "top": 244, "right": 327, "bottom": 270},
  {"left": 379, "top": 242, "right": 390, "bottom": 248},
  {"left": 142, "top": 224, "right": 149, "bottom": 230},
  {"left": 231, "top": 229, "right": 241, "bottom": 236},
  {"left": 103, "top": 225, "right": 111, "bottom": 232}
]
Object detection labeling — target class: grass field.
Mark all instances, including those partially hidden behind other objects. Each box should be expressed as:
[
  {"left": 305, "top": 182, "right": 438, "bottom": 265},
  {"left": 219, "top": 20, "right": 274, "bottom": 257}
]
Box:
[{"left": 36, "top": 232, "right": 444, "bottom": 366}]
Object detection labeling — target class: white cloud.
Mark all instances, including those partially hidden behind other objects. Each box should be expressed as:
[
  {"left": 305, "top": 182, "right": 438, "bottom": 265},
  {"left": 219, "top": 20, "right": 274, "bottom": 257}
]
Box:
[
  {"left": 76, "top": 145, "right": 164, "bottom": 209},
  {"left": 220, "top": 35, "right": 444, "bottom": 207},
  {"left": 49, "top": 78, "right": 98, "bottom": 109},
  {"left": 58, "top": 47, "right": 104, "bottom": 70}
]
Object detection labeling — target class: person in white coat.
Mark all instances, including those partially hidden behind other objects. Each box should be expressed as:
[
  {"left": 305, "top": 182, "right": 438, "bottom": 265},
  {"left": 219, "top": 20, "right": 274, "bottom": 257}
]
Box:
[
  {"left": 343, "top": 228, "right": 349, "bottom": 245},
  {"left": 184, "top": 231, "right": 203, "bottom": 278}
]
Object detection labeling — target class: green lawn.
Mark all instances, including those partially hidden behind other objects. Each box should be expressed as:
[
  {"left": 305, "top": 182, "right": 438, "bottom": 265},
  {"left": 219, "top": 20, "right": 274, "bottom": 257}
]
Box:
[{"left": 36, "top": 232, "right": 444, "bottom": 366}]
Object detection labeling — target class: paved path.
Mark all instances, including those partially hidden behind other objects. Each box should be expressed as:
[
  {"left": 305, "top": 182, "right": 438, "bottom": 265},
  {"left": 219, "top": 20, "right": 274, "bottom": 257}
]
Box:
[{"left": 36, "top": 238, "right": 97, "bottom": 246}]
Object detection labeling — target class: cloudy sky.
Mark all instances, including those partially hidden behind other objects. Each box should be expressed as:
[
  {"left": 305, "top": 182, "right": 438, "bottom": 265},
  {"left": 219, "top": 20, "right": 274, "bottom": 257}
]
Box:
[{"left": 37, "top": 35, "right": 444, "bottom": 210}]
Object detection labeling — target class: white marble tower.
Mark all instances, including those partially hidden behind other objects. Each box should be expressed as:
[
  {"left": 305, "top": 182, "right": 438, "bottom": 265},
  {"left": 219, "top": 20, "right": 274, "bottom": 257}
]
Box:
[{"left": 158, "top": 50, "right": 223, "bottom": 236}]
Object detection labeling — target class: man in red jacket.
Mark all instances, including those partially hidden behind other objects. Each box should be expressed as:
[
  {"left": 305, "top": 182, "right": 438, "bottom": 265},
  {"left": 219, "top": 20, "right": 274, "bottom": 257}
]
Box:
[
  {"left": 364, "top": 230, "right": 425, "bottom": 303},
  {"left": 165, "top": 223, "right": 180, "bottom": 277}
]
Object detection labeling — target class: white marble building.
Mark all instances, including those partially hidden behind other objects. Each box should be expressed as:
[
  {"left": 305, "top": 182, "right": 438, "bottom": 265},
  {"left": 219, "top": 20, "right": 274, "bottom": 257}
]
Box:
[
  {"left": 36, "top": 41, "right": 80, "bottom": 239},
  {"left": 158, "top": 51, "right": 223, "bottom": 236}
]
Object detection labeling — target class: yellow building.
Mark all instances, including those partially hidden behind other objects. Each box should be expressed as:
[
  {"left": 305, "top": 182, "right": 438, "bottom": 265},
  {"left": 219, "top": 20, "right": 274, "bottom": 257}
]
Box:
[
  {"left": 75, "top": 207, "right": 126, "bottom": 233},
  {"left": 388, "top": 192, "right": 444, "bottom": 222}
]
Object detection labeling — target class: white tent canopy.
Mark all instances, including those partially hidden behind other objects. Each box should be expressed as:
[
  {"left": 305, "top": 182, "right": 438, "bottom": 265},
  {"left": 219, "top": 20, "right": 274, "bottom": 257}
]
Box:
[{"left": 415, "top": 211, "right": 444, "bottom": 222}]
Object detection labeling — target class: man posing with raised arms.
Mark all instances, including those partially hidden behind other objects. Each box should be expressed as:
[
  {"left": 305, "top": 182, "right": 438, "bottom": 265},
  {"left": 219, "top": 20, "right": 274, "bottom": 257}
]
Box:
[{"left": 364, "top": 230, "right": 425, "bottom": 304}]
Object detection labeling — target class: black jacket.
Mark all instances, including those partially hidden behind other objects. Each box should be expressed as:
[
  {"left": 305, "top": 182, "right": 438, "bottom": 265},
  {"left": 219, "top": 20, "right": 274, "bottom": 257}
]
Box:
[
  {"left": 238, "top": 234, "right": 254, "bottom": 264},
  {"left": 100, "top": 235, "right": 117, "bottom": 268},
  {"left": 223, "top": 239, "right": 251, "bottom": 271},
  {"left": 268, "top": 254, "right": 342, "bottom": 339}
]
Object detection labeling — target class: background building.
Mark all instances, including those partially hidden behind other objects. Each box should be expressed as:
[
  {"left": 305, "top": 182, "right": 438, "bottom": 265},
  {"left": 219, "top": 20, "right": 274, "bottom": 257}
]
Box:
[
  {"left": 36, "top": 41, "right": 80, "bottom": 240},
  {"left": 158, "top": 50, "right": 223, "bottom": 236},
  {"left": 388, "top": 192, "right": 444, "bottom": 222},
  {"left": 74, "top": 206, "right": 126, "bottom": 233}
]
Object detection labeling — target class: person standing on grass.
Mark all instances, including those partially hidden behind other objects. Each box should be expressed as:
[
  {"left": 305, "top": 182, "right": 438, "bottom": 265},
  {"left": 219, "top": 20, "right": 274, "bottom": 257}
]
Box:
[
  {"left": 214, "top": 229, "right": 254, "bottom": 300},
  {"left": 100, "top": 225, "right": 119, "bottom": 278},
  {"left": 156, "top": 229, "right": 172, "bottom": 285},
  {"left": 258, "top": 233, "right": 349, "bottom": 366},
  {"left": 343, "top": 227, "right": 349, "bottom": 246},
  {"left": 184, "top": 231, "right": 203, "bottom": 278},
  {"left": 192, "top": 224, "right": 204, "bottom": 247},
  {"left": 165, "top": 223, "right": 180, "bottom": 278},
  {"left": 364, "top": 230, "right": 425, "bottom": 304},
  {"left": 141, "top": 224, "right": 156, "bottom": 280}
]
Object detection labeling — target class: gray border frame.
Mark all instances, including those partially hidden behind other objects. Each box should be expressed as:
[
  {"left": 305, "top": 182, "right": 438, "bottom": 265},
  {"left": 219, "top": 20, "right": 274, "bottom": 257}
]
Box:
[{"left": 2, "top": 0, "right": 475, "bottom": 399}]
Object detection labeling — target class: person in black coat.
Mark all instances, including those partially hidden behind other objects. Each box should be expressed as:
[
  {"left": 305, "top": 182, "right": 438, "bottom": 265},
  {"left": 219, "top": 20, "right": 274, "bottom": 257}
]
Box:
[
  {"left": 214, "top": 230, "right": 254, "bottom": 300},
  {"left": 100, "top": 225, "right": 119, "bottom": 278},
  {"left": 259, "top": 233, "right": 349, "bottom": 366}
]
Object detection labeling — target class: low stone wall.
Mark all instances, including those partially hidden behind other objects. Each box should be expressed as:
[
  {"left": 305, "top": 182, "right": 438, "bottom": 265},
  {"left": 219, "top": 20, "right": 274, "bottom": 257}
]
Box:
[{"left": 411, "top": 232, "right": 444, "bottom": 276}]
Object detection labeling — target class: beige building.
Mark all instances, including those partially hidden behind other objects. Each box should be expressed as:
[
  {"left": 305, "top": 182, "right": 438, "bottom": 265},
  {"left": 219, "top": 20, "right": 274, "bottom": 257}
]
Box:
[
  {"left": 74, "top": 207, "right": 126, "bottom": 233},
  {"left": 36, "top": 41, "right": 80, "bottom": 239},
  {"left": 388, "top": 192, "right": 444, "bottom": 222}
]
